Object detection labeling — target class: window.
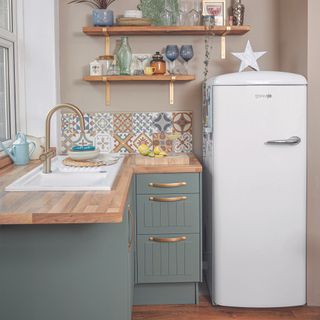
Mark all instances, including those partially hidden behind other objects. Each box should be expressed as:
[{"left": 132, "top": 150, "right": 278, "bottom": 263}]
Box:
[{"left": 0, "top": 0, "right": 16, "bottom": 144}]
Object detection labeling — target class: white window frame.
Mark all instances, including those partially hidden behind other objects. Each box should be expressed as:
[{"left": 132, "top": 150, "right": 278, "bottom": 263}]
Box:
[{"left": 0, "top": 0, "right": 18, "bottom": 150}]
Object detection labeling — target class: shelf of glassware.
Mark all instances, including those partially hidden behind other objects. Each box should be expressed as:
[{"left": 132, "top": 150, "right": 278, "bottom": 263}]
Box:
[
  {"left": 83, "top": 25, "right": 250, "bottom": 36},
  {"left": 83, "top": 75, "right": 195, "bottom": 81}
]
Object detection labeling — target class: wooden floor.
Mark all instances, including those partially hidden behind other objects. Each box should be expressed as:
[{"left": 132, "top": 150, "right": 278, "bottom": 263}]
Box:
[{"left": 133, "top": 286, "right": 320, "bottom": 320}]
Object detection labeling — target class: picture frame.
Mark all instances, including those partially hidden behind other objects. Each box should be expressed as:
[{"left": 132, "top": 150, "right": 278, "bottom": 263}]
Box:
[{"left": 202, "top": 0, "right": 226, "bottom": 26}]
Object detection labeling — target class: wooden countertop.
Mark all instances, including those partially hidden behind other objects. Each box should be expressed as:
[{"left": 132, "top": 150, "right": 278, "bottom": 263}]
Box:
[{"left": 0, "top": 154, "right": 202, "bottom": 225}]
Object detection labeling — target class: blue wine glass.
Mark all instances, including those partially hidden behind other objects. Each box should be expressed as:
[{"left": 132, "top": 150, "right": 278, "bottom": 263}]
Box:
[
  {"left": 165, "top": 45, "right": 179, "bottom": 74},
  {"left": 180, "top": 45, "right": 194, "bottom": 74}
]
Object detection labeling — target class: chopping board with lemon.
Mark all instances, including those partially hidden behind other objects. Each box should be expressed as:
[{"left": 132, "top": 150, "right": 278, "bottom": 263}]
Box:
[{"left": 135, "top": 144, "right": 190, "bottom": 165}]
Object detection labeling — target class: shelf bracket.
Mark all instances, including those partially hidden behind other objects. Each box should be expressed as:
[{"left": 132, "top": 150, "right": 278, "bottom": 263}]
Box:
[
  {"left": 170, "top": 76, "right": 176, "bottom": 105},
  {"left": 104, "top": 30, "right": 110, "bottom": 55},
  {"left": 221, "top": 26, "right": 232, "bottom": 60},
  {"left": 105, "top": 79, "right": 111, "bottom": 106}
]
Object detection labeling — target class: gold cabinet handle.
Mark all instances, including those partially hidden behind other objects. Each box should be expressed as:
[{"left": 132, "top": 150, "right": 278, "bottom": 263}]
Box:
[
  {"left": 148, "top": 182, "right": 187, "bottom": 188},
  {"left": 128, "top": 204, "right": 134, "bottom": 251},
  {"left": 149, "top": 196, "right": 187, "bottom": 202},
  {"left": 149, "top": 236, "right": 187, "bottom": 243}
]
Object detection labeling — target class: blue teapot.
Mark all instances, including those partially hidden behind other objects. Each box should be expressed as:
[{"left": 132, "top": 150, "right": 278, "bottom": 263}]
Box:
[{"left": 0, "top": 132, "right": 36, "bottom": 166}]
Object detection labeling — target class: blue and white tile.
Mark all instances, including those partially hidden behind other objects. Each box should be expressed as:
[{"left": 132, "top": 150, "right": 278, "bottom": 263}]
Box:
[
  {"left": 133, "top": 112, "right": 153, "bottom": 134},
  {"left": 94, "top": 133, "right": 114, "bottom": 153},
  {"left": 152, "top": 112, "right": 173, "bottom": 133},
  {"left": 93, "top": 113, "right": 113, "bottom": 134}
]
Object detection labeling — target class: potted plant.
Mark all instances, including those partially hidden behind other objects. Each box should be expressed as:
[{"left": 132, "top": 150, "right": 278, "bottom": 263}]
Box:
[{"left": 68, "top": 0, "right": 118, "bottom": 26}]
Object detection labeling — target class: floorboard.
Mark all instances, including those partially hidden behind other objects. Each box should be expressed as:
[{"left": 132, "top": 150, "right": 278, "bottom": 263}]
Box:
[{"left": 133, "top": 285, "right": 320, "bottom": 320}]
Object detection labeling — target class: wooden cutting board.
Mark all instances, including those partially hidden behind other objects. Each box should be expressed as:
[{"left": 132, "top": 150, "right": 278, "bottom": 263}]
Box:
[{"left": 135, "top": 153, "right": 190, "bottom": 166}]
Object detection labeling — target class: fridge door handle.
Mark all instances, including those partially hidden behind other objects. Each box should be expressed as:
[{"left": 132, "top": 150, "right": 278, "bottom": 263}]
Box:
[{"left": 265, "top": 136, "right": 301, "bottom": 145}]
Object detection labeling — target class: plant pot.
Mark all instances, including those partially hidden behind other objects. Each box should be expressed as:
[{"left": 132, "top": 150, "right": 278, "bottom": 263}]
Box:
[{"left": 92, "top": 9, "right": 114, "bottom": 27}]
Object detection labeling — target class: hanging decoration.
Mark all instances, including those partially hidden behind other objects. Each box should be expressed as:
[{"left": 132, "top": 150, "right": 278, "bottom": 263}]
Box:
[{"left": 232, "top": 40, "right": 267, "bottom": 72}]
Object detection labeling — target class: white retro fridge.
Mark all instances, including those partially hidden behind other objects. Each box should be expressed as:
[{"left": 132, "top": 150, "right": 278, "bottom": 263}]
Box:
[{"left": 203, "top": 72, "right": 307, "bottom": 308}]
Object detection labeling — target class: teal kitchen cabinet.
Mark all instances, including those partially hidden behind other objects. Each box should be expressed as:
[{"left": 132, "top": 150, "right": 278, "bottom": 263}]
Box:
[
  {"left": 0, "top": 181, "right": 135, "bottom": 320},
  {"left": 137, "top": 233, "right": 200, "bottom": 283},
  {"left": 134, "top": 173, "right": 202, "bottom": 305}
]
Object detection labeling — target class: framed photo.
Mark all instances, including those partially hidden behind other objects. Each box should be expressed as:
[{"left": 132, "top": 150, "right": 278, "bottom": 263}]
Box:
[{"left": 202, "top": 0, "right": 226, "bottom": 26}]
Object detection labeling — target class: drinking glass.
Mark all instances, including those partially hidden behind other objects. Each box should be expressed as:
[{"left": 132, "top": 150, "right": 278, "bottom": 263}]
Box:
[
  {"left": 165, "top": 45, "right": 179, "bottom": 74},
  {"left": 188, "top": 0, "right": 202, "bottom": 26},
  {"left": 161, "top": 0, "right": 174, "bottom": 26},
  {"left": 137, "top": 55, "right": 149, "bottom": 75},
  {"left": 176, "top": 0, "right": 190, "bottom": 26},
  {"left": 180, "top": 45, "right": 194, "bottom": 74}
]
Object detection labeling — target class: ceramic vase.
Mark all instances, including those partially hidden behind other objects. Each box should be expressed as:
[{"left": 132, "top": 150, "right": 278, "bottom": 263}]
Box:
[
  {"left": 117, "top": 37, "right": 132, "bottom": 76},
  {"left": 92, "top": 9, "right": 114, "bottom": 26}
]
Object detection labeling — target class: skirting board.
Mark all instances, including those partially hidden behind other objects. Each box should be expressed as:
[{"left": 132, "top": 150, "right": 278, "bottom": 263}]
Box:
[{"left": 134, "top": 283, "right": 199, "bottom": 305}]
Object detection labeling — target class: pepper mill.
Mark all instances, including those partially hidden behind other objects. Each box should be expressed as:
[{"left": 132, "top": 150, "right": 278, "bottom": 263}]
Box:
[{"left": 232, "top": 0, "right": 245, "bottom": 26}]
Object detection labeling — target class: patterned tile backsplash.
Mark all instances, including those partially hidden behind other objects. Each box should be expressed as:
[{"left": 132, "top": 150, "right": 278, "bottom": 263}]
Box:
[{"left": 61, "top": 111, "right": 193, "bottom": 154}]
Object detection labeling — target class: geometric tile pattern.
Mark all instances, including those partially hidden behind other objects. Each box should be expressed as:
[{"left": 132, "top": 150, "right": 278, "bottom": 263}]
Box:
[
  {"left": 60, "top": 111, "right": 193, "bottom": 154},
  {"left": 152, "top": 112, "right": 173, "bottom": 133},
  {"left": 173, "top": 112, "right": 192, "bottom": 134}
]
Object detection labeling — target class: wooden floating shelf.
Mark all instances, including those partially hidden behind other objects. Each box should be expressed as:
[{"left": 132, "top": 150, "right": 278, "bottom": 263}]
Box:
[
  {"left": 83, "top": 75, "right": 196, "bottom": 82},
  {"left": 83, "top": 25, "right": 250, "bottom": 37}
]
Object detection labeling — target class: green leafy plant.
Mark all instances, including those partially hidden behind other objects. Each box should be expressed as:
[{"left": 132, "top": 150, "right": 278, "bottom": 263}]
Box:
[{"left": 68, "top": 0, "right": 117, "bottom": 9}]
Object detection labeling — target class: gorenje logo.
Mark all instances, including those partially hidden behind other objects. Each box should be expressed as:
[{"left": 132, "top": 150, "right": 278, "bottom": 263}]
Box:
[{"left": 255, "top": 94, "right": 272, "bottom": 99}]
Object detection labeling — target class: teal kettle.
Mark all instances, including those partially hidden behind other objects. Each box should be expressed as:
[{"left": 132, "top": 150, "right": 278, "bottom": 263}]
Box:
[{"left": 0, "top": 132, "right": 36, "bottom": 166}]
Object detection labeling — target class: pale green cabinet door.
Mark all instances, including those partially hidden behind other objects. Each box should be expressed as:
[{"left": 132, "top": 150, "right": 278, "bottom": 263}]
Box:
[
  {"left": 137, "top": 234, "right": 200, "bottom": 284},
  {"left": 137, "top": 194, "right": 200, "bottom": 235}
]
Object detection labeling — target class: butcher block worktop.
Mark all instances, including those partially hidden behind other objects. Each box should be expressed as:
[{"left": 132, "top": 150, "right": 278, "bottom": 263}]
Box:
[{"left": 0, "top": 154, "right": 202, "bottom": 225}]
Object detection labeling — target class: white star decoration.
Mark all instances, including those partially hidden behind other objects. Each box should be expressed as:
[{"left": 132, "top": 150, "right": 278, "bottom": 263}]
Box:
[{"left": 232, "top": 41, "right": 267, "bottom": 72}]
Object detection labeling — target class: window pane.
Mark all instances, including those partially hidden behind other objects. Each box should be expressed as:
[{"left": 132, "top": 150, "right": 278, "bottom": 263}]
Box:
[
  {"left": 0, "top": 46, "right": 10, "bottom": 142},
  {"left": 0, "top": 0, "right": 12, "bottom": 32}
]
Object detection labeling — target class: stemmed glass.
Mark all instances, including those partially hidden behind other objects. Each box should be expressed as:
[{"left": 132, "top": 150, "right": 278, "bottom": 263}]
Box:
[
  {"left": 136, "top": 55, "right": 149, "bottom": 75},
  {"left": 180, "top": 45, "right": 194, "bottom": 74},
  {"left": 165, "top": 45, "right": 179, "bottom": 74}
]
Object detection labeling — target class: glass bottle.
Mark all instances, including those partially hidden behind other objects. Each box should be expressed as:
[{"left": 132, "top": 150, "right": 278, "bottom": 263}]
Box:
[
  {"left": 116, "top": 37, "right": 132, "bottom": 75},
  {"left": 232, "top": 0, "right": 245, "bottom": 26}
]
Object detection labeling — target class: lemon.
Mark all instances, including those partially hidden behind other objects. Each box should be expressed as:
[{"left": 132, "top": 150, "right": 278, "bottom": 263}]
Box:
[
  {"left": 154, "top": 146, "right": 162, "bottom": 155},
  {"left": 159, "top": 151, "right": 168, "bottom": 156},
  {"left": 138, "top": 144, "right": 150, "bottom": 156}
]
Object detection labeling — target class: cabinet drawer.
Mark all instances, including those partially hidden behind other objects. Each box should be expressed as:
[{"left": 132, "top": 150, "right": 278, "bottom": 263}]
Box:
[
  {"left": 137, "top": 194, "right": 200, "bottom": 234},
  {"left": 137, "top": 234, "right": 200, "bottom": 284},
  {"left": 136, "top": 174, "right": 199, "bottom": 195}
]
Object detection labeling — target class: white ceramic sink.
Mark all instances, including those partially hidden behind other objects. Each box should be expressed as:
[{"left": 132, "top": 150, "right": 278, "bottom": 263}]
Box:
[{"left": 5, "top": 154, "right": 124, "bottom": 192}]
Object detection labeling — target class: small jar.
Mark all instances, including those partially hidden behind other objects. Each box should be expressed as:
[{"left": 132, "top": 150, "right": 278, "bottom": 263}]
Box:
[
  {"left": 98, "top": 55, "right": 114, "bottom": 75},
  {"left": 150, "top": 52, "right": 166, "bottom": 75},
  {"left": 89, "top": 60, "right": 102, "bottom": 76}
]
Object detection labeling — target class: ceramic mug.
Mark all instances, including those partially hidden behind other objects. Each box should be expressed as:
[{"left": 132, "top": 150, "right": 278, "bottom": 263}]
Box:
[{"left": 144, "top": 66, "right": 156, "bottom": 76}]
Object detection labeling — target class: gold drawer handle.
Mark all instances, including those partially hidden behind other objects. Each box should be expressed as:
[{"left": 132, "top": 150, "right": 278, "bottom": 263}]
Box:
[
  {"left": 149, "top": 196, "right": 187, "bottom": 202},
  {"left": 148, "top": 182, "right": 187, "bottom": 188},
  {"left": 149, "top": 236, "right": 187, "bottom": 243}
]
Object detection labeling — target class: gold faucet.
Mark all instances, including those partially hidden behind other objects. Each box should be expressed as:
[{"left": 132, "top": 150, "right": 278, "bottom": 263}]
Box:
[{"left": 40, "top": 103, "right": 85, "bottom": 174}]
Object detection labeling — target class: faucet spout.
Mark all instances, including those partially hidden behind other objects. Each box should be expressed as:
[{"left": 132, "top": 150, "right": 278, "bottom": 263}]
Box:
[{"left": 40, "top": 103, "right": 85, "bottom": 174}]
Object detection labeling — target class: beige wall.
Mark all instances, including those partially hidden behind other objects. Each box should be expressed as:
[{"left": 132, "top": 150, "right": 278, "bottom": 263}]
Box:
[
  {"left": 59, "top": 0, "right": 281, "bottom": 157},
  {"left": 307, "top": 0, "right": 320, "bottom": 306},
  {"left": 279, "top": 0, "right": 307, "bottom": 76}
]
